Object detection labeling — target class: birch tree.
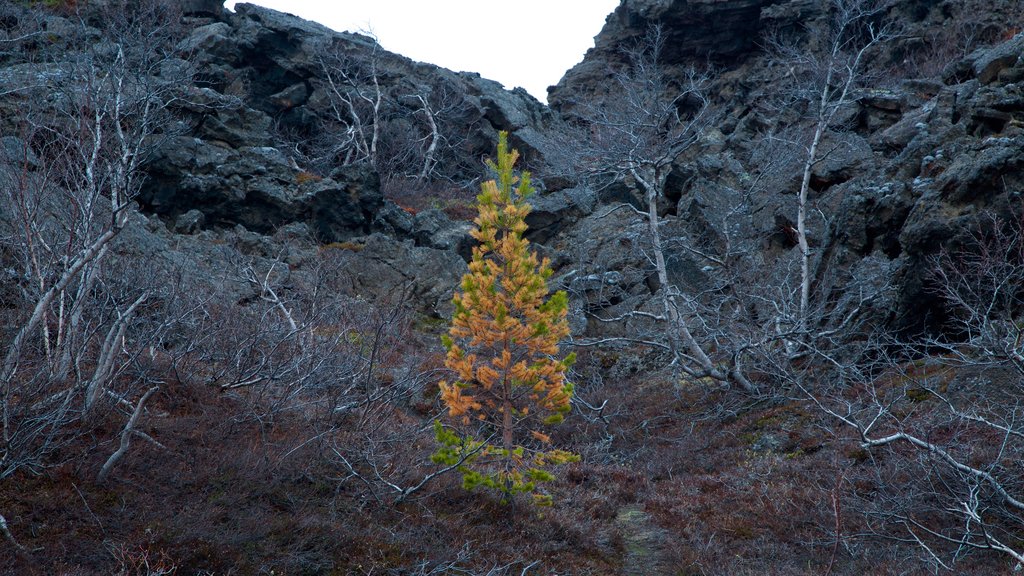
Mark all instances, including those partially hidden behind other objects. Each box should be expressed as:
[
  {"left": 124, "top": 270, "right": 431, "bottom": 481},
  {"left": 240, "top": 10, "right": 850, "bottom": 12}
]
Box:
[
  {"left": 798, "top": 213, "right": 1024, "bottom": 569},
  {"left": 0, "top": 0, "right": 193, "bottom": 549},
  {"left": 764, "top": 0, "right": 891, "bottom": 332},
  {"left": 557, "top": 27, "right": 757, "bottom": 392}
]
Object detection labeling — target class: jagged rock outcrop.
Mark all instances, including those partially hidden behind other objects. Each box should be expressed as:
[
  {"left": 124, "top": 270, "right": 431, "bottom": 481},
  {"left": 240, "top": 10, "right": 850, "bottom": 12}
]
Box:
[
  {"left": 544, "top": 0, "right": 1024, "bottom": 336},
  {"left": 135, "top": 3, "right": 566, "bottom": 249},
  {"left": 175, "top": 3, "right": 553, "bottom": 163},
  {"left": 141, "top": 135, "right": 383, "bottom": 241},
  {"left": 549, "top": 0, "right": 779, "bottom": 111},
  {"left": 842, "top": 34, "right": 1024, "bottom": 331},
  {"left": 4, "top": 0, "right": 1023, "bottom": 331}
]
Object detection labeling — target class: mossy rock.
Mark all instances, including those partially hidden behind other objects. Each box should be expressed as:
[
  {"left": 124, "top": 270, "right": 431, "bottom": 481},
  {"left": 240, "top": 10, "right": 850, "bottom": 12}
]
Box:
[{"left": 616, "top": 505, "right": 670, "bottom": 576}]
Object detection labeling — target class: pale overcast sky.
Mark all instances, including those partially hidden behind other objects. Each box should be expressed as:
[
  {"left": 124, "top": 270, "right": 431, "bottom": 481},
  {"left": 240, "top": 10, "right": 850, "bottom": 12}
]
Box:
[{"left": 223, "top": 1, "right": 620, "bottom": 102}]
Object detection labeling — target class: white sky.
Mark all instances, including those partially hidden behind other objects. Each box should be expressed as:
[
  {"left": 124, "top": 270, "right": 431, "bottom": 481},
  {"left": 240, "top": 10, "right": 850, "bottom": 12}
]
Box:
[{"left": 223, "top": 1, "right": 619, "bottom": 102}]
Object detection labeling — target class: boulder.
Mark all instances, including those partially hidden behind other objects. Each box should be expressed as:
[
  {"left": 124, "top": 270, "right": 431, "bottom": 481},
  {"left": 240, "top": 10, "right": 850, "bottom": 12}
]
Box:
[
  {"left": 178, "top": 22, "right": 236, "bottom": 64},
  {"left": 179, "top": 3, "right": 560, "bottom": 176},
  {"left": 858, "top": 89, "right": 905, "bottom": 132},
  {"left": 525, "top": 186, "right": 598, "bottom": 244},
  {"left": 196, "top": 97, "right": 274, "bottom": 148},
  {"left": 174, "top": 209, "right": 206, "bottom": 234},
  {"left": 307, "top": 164, "right": 383, "bottom": 241},
  {"left": 373, "top": 201, "right": 416, "bottom": 237},
  {"left": 936, "top": 136, "right": 1024, "bottom": 203},
  {"left": 410, "top": 209, "right": 474, "bottom": 259},
  {"left": 872, "top": 103, "right": 934, "bottom": 153},
  {"left": 333, "top": 233, "right": 466, "bottom": 315},
  {"left": 811, "top": 132, "right": 873, "bottom": 189},
  {"left": 142, "top": 137, "right": 383, "bottom": 241},
  {"left": 971, "top": 32, "right": 1024, "bottom": 85},
  {"left": 0, "top": 135, "right": 38, "bottom": 168}
]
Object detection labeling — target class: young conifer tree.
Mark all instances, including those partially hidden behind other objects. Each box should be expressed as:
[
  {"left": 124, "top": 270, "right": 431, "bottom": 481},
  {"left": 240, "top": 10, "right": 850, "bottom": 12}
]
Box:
[{"left": 433, "top": 131, "right": 578, "bottom": 505}]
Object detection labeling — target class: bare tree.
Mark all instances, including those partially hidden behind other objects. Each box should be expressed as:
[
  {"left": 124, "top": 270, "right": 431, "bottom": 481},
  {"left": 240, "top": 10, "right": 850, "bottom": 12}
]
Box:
[
  {"left": 548, "top": 5, "right": 899, "bottom": 401},
  {"left": 308, "top": 35, "right": 476, "bottom": 188},
  {"left": 737, "top": 3, "right": 1024, "bottom": 566},
  {"left": 555, "top": 27, "right": 757, "bottom": 392},
  {"left": 315, "top": 37, "right": 384, "bottom": 169},
  {"left": 398, "top": 82, "right": 473, "bottom": 185},
  {"left": 199, "top": 252, "right": 366, "bottom": 418},
  {"left": 109, "top": 542, "right": 179, "bottom": 576},
  {"left": 794, "top": 212, "right": 1024, "bottom": 569},
  {"left": 0, "top": 0, "right": 194, "bottom": 548},
  {"left": 97, "top": 385, "right": 164, "bottom": 483},
  {"left": 180, "top": 245, "right": 463, "bottom": 505},
  {"left": 763, "top": 0, "right": 892, "bottom": 332}
]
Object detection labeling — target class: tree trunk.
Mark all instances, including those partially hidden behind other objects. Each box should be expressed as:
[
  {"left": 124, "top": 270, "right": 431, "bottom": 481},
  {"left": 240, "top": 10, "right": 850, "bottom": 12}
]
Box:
[
  {"left": 797, "top": 121, "right": 822, "bottom": 333},
  {"left": 637, "top": 167, "right": 756, "bottom": 393}
]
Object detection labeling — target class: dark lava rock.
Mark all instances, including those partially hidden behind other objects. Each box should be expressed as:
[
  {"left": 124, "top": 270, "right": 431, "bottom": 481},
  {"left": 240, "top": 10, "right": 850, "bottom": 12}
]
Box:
[
  {"left": 142, "top": 137, "right": 382, "bottom": 241},
  {"left": 550, "top": 0, "right": 778, "bottom": 111}
]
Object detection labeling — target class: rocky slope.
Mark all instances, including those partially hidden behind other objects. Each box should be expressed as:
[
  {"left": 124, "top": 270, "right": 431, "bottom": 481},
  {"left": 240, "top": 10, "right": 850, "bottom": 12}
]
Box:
[
  {"left": 2, "top": 0, "right": 1024, "bottom": 573},
  {"left": 7, "top": 0, "right": 1019, "bottom": 335},
  {"left": 546, "top": 0, "right": 1024, "bottom": 336}
]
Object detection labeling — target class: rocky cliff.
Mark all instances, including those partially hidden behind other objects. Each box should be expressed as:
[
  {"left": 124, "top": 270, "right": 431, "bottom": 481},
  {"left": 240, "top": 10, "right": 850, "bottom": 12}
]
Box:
[
  {"left": 5, "top": 0, "right": 1020, "bottom": 334},
  {"left": 545, "top": 0, "right": 1024, "bottom": 336},
  {"left": 148, "top": 2, "right": 552, "bottom": 233},
  {"left": 0, "top": 1, "right": 561, "bottom": 316},
  {"left": 549, "top": 0, "right": 779, "bottom": 109}
]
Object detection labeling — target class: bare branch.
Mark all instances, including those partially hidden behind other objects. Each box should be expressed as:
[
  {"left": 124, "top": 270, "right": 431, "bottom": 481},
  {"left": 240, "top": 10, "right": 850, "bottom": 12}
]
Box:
[{"left": 97, "top": 385, "right": 161, "bottom": 483}]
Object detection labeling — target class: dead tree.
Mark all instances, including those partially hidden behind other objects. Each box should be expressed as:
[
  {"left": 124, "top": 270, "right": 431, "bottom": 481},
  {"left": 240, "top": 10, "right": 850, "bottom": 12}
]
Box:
[
  {"left": 400, "top": 84, "right": 473, "bottom": 184},
  {"left": 557, "top": 26, "right": 756, "bottom": 392},
  {"left": 316, "top": 38, "right": 384, "bottom": 169},
  {"left": 750, "top": 3, "right": 1024, "bottom": 567},
  {"left": 311, "top": 36, "right": 475, "bottom": 189},
  {"left": 796, "top": 212, "right": 1024, "bottom": 569},
  {"left": 0, "top": 0, "right": 193, "bottom": 549},
  {"left": 763, "top": 0, "right": 892, "bottom": 333},
  {"left": 97, "top": 385, "right": 164, "bottom": 483}
]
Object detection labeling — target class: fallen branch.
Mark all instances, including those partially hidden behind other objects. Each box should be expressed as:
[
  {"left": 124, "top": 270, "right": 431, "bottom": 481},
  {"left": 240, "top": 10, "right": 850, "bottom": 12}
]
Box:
[
  {"left": 0, "top": 511, "right": 27, "bottom": 556},
  {"left": 97, "top": 386, "right": 161, "bottom": 483}
]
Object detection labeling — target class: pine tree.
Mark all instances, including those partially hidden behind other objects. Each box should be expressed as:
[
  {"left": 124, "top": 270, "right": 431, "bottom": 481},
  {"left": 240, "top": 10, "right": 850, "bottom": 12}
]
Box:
[{"left": 433, "top": 132, "right": 577, "bottom": 505}]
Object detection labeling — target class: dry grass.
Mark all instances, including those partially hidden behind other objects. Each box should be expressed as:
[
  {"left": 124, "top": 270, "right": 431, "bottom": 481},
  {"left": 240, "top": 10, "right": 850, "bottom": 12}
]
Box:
[{"left": 0, "top": 345, "right": 1017, "bottom": 575}]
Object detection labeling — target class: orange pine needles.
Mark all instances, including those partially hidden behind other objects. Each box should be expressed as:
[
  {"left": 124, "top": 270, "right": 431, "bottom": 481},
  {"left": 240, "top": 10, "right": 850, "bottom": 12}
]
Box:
[{"left": 434, "top": 132, "right": 577, "bottom": 504}]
